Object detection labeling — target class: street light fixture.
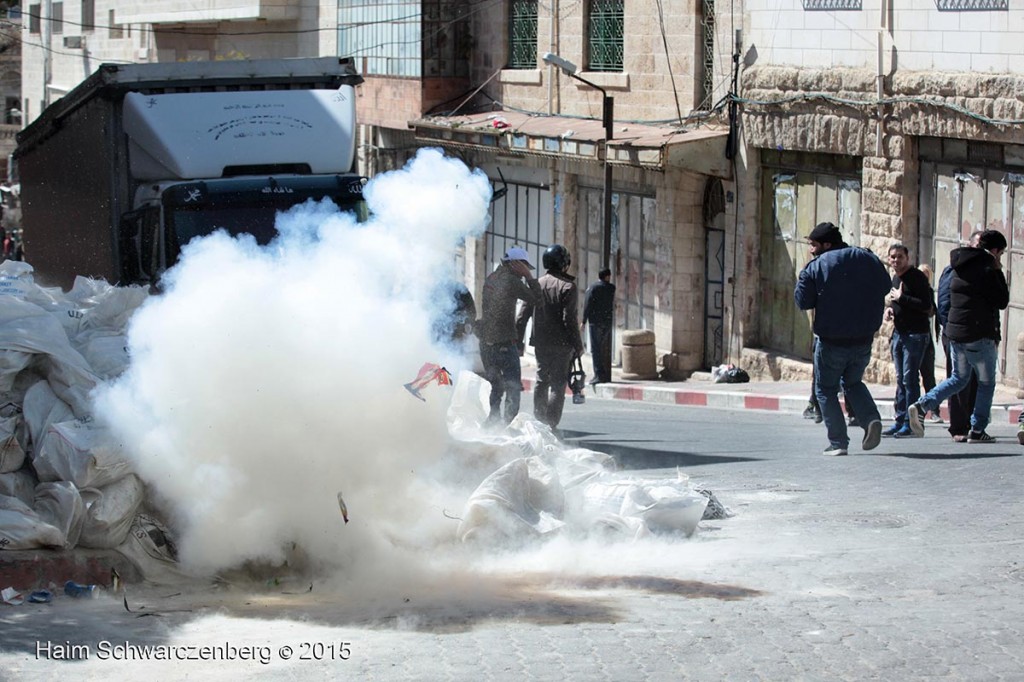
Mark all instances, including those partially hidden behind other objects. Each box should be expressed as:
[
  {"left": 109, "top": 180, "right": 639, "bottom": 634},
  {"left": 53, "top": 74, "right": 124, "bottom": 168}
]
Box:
[{"left": 543, "top": 52, "right": 613, "bottom": 274}]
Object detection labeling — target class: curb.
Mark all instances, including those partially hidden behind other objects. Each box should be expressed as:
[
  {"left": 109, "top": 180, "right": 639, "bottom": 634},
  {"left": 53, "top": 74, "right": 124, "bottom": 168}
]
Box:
[
  {"left": 0, "top": 549, "right": 141, "bottom": 592},
  {"left": 522, "top": 378, "right": 1023, "bottom": 424}
]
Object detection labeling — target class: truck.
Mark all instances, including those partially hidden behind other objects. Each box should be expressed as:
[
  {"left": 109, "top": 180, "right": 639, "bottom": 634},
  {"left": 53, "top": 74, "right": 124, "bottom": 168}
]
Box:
[{"left": 14, "top": 57, "right": 366, "bottom": 290}]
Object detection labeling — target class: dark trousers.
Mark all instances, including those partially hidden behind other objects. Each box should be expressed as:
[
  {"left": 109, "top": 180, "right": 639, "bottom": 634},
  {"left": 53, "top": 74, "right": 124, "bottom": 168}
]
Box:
[
  {"left": 920, "top": 331, "right": 936, "bottom": 393},
  {"left": 534, "top": 346, "right": 575, "bottom": 429},
  {"left": 941, "top": 332, "right": 978, "bottom": 437},
  {"left": 480, "top": 341, "right": 523, "bottom": 424},
  {"left": 588, "top": 323, "right": 613, "bottom": 383}
]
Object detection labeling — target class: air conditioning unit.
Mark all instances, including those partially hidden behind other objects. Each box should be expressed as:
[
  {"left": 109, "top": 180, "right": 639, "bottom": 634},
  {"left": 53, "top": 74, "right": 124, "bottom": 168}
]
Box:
[{"left": 62, "top": 36, "right": 83, "bottom": 49}]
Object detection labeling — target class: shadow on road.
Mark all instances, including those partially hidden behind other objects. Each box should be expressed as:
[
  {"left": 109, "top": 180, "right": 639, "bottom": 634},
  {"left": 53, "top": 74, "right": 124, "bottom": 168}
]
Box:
[
  {"left": 874, "top": 450, "right": 1022, "bottom": 460},
  {"left": 561, "top": 430, "right": 762, "bottom": 469}
]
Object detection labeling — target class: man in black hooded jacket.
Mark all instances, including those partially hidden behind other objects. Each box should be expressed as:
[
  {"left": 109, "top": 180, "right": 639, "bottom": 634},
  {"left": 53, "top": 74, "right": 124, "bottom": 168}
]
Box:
[{"left": 909, "top": 230, "right": 1009, "bottom": 442}]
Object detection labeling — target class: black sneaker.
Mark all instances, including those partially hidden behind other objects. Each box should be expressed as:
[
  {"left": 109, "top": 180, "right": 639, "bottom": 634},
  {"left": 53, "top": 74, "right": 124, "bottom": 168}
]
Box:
[
  {"left": 823, "top": 445, "right": 848, "bottom": 456},
  {"left": 967, "top": 430, "right": 995, "bottom": 444},
  {"left": 907, "top": 404, "right": 925, "bottom": 437},
  {"left": 802, "top": 403, "right": 818, "bottom": 420}
]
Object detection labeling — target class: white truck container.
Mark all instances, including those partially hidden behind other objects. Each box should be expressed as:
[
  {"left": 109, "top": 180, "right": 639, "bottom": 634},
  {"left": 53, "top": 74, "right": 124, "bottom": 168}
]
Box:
[{"left": 15, "top": 58, "right": 365, "bottom": 289}]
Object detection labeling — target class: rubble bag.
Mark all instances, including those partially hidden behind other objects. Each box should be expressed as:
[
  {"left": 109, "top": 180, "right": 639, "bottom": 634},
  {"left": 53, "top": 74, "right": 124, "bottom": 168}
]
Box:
[
  {"left": 0, "top": 469, "right": 36, "bottom": 506},
  {"left": 34, "top": 419, "right": 134, "bottom": 489},
  {"left": 0, "top": 406, "right": 24, "bottom": 473},
  {"left": 79, "top": 474, "right": 145, "bottom": 549},
  {"left": 20, "top": 380, "right": 74, "bottom": 456},
  {"left": 34, "top": 481, "right": 86, "bottom": 549},
  {"left": 0, "top": 494, "right": 65, "bottom": 549}
]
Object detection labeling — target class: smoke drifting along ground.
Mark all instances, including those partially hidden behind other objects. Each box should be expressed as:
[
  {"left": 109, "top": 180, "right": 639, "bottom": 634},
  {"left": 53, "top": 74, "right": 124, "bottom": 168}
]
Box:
[{"left": 93, "top": 149, "right": 492, "bottom": 576}]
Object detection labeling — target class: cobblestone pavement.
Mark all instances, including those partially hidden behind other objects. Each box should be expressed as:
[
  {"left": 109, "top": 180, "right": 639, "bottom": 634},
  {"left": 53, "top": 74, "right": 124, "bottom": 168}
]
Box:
[{"left": 1, "top": 402, "right": 1022, "bottom": 680}]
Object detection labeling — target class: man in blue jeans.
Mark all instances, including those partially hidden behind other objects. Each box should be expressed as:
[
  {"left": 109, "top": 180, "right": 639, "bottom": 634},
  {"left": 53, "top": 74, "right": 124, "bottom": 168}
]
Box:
[
  {"left": 882, "top": 244, "right": 934, "bottom": 437},
  {"left": 909, "top": 230, "right": 1009, "bottom": 442},
  {"left": 795, "top": 222, "right": 892, "bottom": 456}
]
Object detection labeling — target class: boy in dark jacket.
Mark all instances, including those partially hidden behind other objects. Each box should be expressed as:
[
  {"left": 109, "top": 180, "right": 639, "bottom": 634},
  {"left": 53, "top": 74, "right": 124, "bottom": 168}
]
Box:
[{"left": 909, "top": 230, "right": 1009, "bottom": 442}]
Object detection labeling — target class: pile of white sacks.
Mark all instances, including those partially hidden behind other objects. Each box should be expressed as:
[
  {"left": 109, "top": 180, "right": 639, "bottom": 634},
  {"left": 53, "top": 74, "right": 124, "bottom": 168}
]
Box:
[
  {"left": 448, "top": 372, "right": 724, "bottom": 543},
  {"left": 0, "top": 262, "right": 170, "bottom": 574},
  {"left": 0, "top": 260, "right": 725, "bottom": 579}
]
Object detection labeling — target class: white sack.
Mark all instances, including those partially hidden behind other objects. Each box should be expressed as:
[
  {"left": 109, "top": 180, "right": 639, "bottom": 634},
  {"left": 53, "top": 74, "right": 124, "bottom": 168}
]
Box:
[
  {"left": 35, "top": 419, "right": 134, "bottom": 489},
  {"left": 0, "top": 469, "right": 36, "bottom": 506},
  {"left": 34, "top": 481, "right": 86, "bottom": 549},
  {"left": 0, "top": 494, "right": 64, "bottom": 549},
  {"left": 457, "top": 457, "right": 566, "bottom": 543},
  {"left": 0, "top": 404, "right": 24, "bottom": 473},
  {"left": 0, "top": 296, "right": 99, "bottom": 416},
  {"left": 21, "top": 380, "right": 74, "bottom": 455},
  {"left": 116, "top": 513, "right": 192, "bottom": 584},
  {"left": 572, "top": 477, "right": 709, "bottom": 537},
  {"left": 78, "top": 334, "right": 130, "bottom": 380},
  {"left": 79, "top": 474, "right": 145, "bottom": 549}
]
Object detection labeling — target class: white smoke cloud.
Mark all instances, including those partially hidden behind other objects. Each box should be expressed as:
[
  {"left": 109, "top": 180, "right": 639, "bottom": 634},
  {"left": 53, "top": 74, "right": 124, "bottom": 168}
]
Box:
[{"left": 92, "top": 148, "right": 492, "bottom": 575}]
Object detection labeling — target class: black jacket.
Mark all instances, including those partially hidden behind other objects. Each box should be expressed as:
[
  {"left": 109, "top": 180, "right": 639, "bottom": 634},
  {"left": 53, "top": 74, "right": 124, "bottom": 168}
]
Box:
[
  {"left": 582, "top": 279, "right": 616, "bottom": 326},
  {"left": 944, "top": 247, "right": 1009, "bottom": 343},
  {"left": 890, "top": 267, "right": 933, "bottom": 335}
]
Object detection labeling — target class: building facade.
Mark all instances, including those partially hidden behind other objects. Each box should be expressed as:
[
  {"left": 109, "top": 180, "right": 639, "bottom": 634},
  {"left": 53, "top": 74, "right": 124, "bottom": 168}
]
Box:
[
  {"left": 736, "top": 0, "right": 1024, "bottom": 389},
  {"left": 350, "top": 0, "right": 739, "bottom": 376}
]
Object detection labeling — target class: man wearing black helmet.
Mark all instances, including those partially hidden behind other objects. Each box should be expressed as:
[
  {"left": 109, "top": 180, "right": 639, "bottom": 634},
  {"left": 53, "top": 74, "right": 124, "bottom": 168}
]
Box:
[{"left": 517, "top": 243, "right": 585, "bottom": 432}]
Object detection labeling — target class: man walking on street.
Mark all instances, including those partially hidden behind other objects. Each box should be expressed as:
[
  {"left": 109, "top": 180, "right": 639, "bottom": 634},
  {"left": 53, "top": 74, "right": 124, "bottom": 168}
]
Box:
[
  {"left": 795, "top": 222, "right": 891, "bottom": 456},
  {"left": 882, "top": 244, "right": 935, "bottom": 438},
  {"left": 581, "top": 268, "right": 615, "bottom": 385},
  {"left": 909, "top": 229, "right": 1010, "bottom": 442},
  {"left": 936, "top": 230, "right": 983, "bottom": 442},
  {"left": 518, "top": 244, "right": 585, "bottom": 433},
  {"left": 476, "top": 246, "right": 542, "bottom": 425}
]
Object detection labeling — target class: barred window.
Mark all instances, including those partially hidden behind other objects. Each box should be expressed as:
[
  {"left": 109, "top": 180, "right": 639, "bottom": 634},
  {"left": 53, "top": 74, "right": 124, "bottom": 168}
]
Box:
[
  {"left": 587, "top": 0, "right": 623, "bottom": 72},
  {"left": 81, "top": 0, "right": 95, "bottom": 31},
  {"left": 51, "top": 2, "right": 63, "bottom": 35},
  {"left": 28, "top": 4, "right": 40, "bottom": 34},
  {"left": 508, "top": 0, "right": 537, "bottom": 69}
]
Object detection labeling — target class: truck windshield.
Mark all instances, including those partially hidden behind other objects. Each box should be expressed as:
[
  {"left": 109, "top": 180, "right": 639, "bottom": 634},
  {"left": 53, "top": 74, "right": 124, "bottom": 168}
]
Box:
[{"left": 163, "top": 176, "right": 368, "bottom": 264}]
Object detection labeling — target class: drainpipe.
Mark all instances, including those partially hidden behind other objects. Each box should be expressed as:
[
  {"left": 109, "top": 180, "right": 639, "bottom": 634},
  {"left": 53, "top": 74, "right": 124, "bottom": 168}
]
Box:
[
  {"left": 547, "top": 0, "right": 557, "bottom": 114},
  {"left": 876, "top": 0, "right": 886, "bottom": 158},
  {"left": 42, "top": 0, "right": 52, "bottom": 110}
]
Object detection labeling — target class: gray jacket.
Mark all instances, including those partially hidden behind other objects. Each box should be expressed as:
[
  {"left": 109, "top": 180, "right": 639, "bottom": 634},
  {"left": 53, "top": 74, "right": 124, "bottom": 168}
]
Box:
[{"left": 476, "top": 263, "right": 541, "bottom": 345}]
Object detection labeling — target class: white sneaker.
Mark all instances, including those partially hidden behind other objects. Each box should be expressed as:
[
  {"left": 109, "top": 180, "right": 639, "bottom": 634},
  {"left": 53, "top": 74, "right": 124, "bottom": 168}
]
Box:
[
  {"left": 908, "top": 404, "right": 925, "bottom": 437},
  {"left": 823, "top": 445, "right": 848, "bottom": 456}
]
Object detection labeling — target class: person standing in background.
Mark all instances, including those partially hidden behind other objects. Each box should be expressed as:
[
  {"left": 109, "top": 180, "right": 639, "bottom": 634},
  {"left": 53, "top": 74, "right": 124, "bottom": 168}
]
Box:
[
  {"left": 882, "top": 244, "right": 934, "bottom": 438},
  {"left": 581, "top": 268, "right": 615, "bottom": 385}
]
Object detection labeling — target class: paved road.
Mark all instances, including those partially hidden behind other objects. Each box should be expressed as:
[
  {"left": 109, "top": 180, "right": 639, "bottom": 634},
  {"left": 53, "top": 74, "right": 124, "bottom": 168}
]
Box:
[{"left": 1, "top": 399, "right": 1022, "bottom": 680}]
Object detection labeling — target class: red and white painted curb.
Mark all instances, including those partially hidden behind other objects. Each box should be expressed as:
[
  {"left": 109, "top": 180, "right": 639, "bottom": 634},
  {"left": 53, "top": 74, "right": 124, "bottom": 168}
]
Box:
[{"left": 522, "top": 378, "right": 1024, "bottom": 424}]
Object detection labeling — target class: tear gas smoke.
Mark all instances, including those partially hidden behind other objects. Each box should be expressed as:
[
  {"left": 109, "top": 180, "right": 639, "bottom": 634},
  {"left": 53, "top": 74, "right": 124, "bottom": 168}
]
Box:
[{"left": 93, "top": 149, "right": 492, "bottom": 575}]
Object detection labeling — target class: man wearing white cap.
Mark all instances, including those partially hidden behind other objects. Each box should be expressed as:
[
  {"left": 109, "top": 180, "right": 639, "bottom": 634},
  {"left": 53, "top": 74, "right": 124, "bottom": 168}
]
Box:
[{"left": 477, "top": 246, "right": 542, "bottom": 425}]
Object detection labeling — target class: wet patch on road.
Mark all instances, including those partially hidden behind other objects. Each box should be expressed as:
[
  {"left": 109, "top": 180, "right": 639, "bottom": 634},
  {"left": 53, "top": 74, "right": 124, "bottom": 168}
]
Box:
[{"left": 539, "top": 574, "right": 763, "bottom": 601}]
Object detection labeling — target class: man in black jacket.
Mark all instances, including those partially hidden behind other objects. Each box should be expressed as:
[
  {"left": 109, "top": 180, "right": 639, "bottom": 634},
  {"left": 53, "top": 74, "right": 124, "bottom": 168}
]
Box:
[
  {"left": 909, "top": 230, "right": 1009, "bottom": 442},
  {"left": 581, "top": 268, "right": 615, "bottom": 385},
  {"left": 883, "top": 244, "right": 935, "bottom": 437}
]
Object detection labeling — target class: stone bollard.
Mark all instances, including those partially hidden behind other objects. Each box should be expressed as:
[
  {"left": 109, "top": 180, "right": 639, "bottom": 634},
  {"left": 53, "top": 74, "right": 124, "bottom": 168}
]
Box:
[
  {"left": 620, "top": 329, "right": 658, "bottom": 380},
  {"left": 1017, "top": 332, "right": 1024, "bottom": 399}
]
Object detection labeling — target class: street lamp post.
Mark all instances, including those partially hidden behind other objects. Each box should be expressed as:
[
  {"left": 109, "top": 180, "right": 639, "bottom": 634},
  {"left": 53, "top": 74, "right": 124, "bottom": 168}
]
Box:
[{"left": 543, "top": 52, "right": 613, "bottom": 273}]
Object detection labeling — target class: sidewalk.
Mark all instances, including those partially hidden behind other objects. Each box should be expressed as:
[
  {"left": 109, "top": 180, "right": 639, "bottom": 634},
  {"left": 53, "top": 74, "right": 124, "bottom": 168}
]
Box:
[{"left": 520, "top": 355, "right": 1024, "bottom": 424}]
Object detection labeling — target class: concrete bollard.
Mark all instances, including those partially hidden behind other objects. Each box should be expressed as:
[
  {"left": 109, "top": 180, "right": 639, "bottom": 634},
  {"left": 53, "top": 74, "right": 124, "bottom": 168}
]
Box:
[{"left": 620, "top": 329, "right": 658, "bottom": 380}]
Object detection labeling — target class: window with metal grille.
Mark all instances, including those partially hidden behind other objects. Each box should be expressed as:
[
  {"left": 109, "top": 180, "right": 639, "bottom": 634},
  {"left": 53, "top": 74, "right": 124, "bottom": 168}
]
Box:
[
  {"left": 697, "top": 0, "right": 715, "bottom": 110},
  {"left": 587, "top": 0, "right": 624, "bottom": 72},
  {"left": 422, "top": 0, "right": 471, "bottom": 78},
  {"left": 108, "top": 9, "right": 123, "bottom": 39},
  {"left": 81, "top": 0, "right": 94, "bottom": 31},
  {"left": 508, "top": 0, "right": 537, "bottom": 69}
]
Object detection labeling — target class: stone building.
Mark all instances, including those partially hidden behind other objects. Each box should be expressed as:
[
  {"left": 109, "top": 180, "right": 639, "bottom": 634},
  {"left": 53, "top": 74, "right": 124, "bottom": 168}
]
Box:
[
  {"left": 734, "top": 0, "right": 1024, "bottom": 389},
  {"left": 352, "top": 0, "right": 738, "bottom": 376}
]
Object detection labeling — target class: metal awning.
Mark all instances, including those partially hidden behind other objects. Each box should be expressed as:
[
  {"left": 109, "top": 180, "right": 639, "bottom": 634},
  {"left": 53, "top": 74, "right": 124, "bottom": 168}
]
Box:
[{"left": 410, "top": 110, "right": 731, "bottom": 178}]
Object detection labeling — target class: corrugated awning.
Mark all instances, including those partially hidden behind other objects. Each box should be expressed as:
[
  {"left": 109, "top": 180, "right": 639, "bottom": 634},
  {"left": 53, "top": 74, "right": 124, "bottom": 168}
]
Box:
[{"left": 410, "top": 110, "right": 731, "bottom": 178}]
